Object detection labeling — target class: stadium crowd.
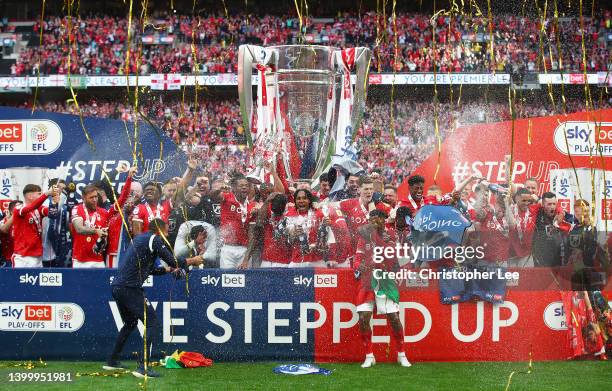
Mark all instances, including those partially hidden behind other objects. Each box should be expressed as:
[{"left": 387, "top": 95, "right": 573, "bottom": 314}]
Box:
[
  {"left": 10, "top": 95, "right": 612, "bottom": 184},
  {"left": 8, "top": 10, "right": 612, "bottom": 76}
]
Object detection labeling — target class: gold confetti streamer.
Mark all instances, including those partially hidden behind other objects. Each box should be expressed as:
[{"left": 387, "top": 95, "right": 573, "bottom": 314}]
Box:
[
  {"left": 527, "top": 119, "right": 532, "bottom": 145},
  {"left": 0, "top": 358, "right": 47, "bottom": 369},
  {"left": 31, "top": 0, "right": 46, "bottom": 113},
  {"left": 293, "top": 0, "right": 306, "bottom": 44},
  {"left": 75, "top": 370, "right": 132, "bottom": 378},
  {"left": 389, "top": 0, "right": 398, "bottom": 145},
  {"left": 552, "top": 0, "right": 567, "bottom": 114},
  {"left": 430, "top": 2, "right": 442, "bottom": 182},
  {"left": 486, "top": 0, "right": 495, "bottom": 72},
  {"left": 508, "top": 86, "right": 517, "bottom": 187},
  {"left": 578, "top": 0, "right": 598, "bottom": 220},
  {"left": 504, "top": 349, "right": 533, "bottom": 391},
  {"left": 64, "top": 0, "right": 95, "bottom": 151}
]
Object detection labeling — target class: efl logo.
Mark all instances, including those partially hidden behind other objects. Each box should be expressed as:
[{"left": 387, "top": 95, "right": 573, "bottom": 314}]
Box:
[
  {"left": 39, "top": 273, "right": 62, "bottom": 287},
  {"left": 0, "top": 123, "right": 22, "bottom": 142},
  {"left": 25, "top": 305, "right": 52, "bottom": 321},
  {"left": 221, "top": 274, "right": 245, "bottom": 288},
  {"left": 314, "top": 274, "right": 337, "bottom": 288}
]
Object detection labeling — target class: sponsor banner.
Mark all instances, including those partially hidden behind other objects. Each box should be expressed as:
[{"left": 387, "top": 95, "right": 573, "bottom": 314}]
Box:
[
  {"left": 0, "top": 107, "right": 186, "bottom": 200},
  {"left": 550, "top": 168, "right": 612, "bottom": 231},
  {"left": 0, "top": 119, "right": 62, "bottom": 155},
  {"left": 553, "top": 121, "right": 612, "bottom": 157},
  {"left": 598, "top": 71, "right": 612, "bottom": 86},
  {"left": 314, "top": 270, "right": 577, "bottom": 362},
  {"left": 0, "top": 269, "right": 314, "bottom": 361},
  {"left": 17, "top": 72, "right": 612, "bottom": 88},
  {"left": 0, "top": 302, "right": 84, "bottom": 332},
  {"left": 538, "top": 73, "right": 600, "bottom": 85},
  {"left": 410, "top": 109, "right": 612, "bottom": 199},
  {"left": 1, "top": 269, "right": 609, "bottom": 362}
]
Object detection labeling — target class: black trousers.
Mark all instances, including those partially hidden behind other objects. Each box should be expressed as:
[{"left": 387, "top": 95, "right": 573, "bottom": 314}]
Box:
[{"left": 109, "top": 286, "right": 158, "bottom": 365}]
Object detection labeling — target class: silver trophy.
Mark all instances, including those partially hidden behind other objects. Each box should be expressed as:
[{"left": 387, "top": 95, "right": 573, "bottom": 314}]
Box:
[{"left": 238, "top": 45, "right": 371, "bottom": 184}]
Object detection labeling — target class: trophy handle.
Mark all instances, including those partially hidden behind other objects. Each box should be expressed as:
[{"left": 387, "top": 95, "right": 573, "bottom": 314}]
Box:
[
  {"left": 238, "top": 45, "right": 275, "bottom": 148},
  {"left": 350, "top": 47, "right": 372, "bottom": 139}
]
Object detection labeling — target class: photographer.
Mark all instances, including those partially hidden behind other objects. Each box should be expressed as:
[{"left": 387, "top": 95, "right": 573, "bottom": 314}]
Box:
[{"left": 42, "top": 178, "right": 71, "bottom": 267}]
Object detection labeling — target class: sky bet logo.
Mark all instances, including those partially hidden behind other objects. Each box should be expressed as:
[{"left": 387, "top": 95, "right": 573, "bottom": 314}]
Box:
[
  {"left": 201, "top": 274, "right": 245, "bottom": 287},
  {"left": 543, "top": 301, "right": 568, "bottom": 331},
  {"left": 565, "top": 126, "right": 591, "bottom": 142},
  {"left": 0, "top": 123, "right": 22, "bottom": 142},
  {"left": 19, "top": 273, "right": 63, "bottom": 287},
  {"left": 1, "top": 305, "right": 52, "bottom": 321},
  {"left": 294, "top": 274, "right": 338, "bottom": 288},
  {"left": 553, "top": 121, "right": 612, "bottom": 157}
]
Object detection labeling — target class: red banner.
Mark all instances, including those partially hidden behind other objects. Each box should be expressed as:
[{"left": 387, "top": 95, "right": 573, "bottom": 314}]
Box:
[
  {"left": 400, "top": 109, "right": 612, "bottom": 197},
  {"left": 313, "top": 269, "right": 612, "bottom": 362}
]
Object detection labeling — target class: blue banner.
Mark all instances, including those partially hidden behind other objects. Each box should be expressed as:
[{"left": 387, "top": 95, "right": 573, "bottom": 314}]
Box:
[
  {"left": 0, "top": 107, "right": 187, "bottom": 196},
  {"left": 411, "top": 205, "right": 472, "bottom": 262},
  {"left": 0, "top": 269, "right": 315, "bottom": 361}
]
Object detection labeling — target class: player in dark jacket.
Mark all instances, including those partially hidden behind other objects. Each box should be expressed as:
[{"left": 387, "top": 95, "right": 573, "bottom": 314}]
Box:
[{"left": 104, "top": 218, "right": 203, "bottom": 378}]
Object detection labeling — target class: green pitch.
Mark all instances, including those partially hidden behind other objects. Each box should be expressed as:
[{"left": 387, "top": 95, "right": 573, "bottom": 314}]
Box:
[{"left": 0, "top": 360, "right": 610, "bottom": 390}]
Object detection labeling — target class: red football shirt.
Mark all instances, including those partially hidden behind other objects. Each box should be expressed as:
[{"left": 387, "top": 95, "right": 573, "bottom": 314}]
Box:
[
  {"left": 339, "top": 198, "right": 374, "bottom": 253},
  {"left": 508, "top": 206, "right": 536, "bottom": 258},
  {"left": 220, "top": 192, "right": 254, "bottom": 246},
  {"left": 327, "top": 206, "right": 351, "bottom": 264},
  {"left": 376, "top": 202, "right": 393, "bottom": 216},
  {"left": 132, "top": 199, "right": 172, "bottom": 232},
  {"left": 104, "top": 176, "right": 134, "bottom": 255},
  {"left": 12, "top": 193, "right": 49, "bottom": 257},
  {"left": 397, "top": 193, "right": 425, "bottom": 217},
  {"left": 261, "top": 207, "right": 291, "bottom": 264},
  {"left": 285, "top": 206, "right": 325, "bottom": 263},
  {"left": 477, "top": 209, "right": 511, "bottom": 262},
  {"left": 71, "top": 204, "right": 110, "bottom": 263}
]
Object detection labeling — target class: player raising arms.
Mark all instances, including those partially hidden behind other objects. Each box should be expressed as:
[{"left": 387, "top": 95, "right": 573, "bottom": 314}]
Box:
[{"left": 354, "top": 209, "right": 411, "bottom": 368}]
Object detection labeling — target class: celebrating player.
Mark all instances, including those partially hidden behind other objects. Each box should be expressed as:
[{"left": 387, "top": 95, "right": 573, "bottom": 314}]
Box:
[
  {"left": 209, "top": 174, "right": 255, "bottom": 269},
  {"left": 339, "top": 176, "right": 377, "bottom": 258},
  {"left": 71, "top": 167, "right": 135, "bottom": 268},
  {"left": 354, "top": 209, "right": 411, "bottom": 368},
  {"left": 11, "top": 184, "right": 58, "bottom": 268},
  {"left": 286, "top": 189, "right": 328, "bottom": 267},
  {"left": 132, "top": 182, "right": 172, "bottom": 235}
]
